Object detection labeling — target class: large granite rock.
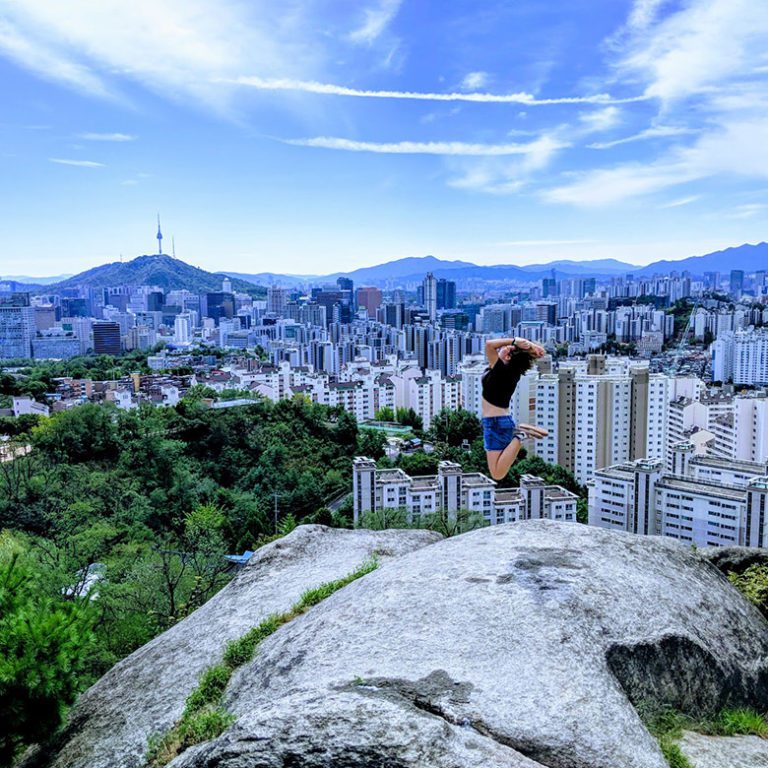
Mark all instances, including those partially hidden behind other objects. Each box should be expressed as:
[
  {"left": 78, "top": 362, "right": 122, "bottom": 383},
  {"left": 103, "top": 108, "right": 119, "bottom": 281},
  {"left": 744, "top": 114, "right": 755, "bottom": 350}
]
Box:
[
  {"left": 169, "top": 521, "right": 768, "bottom": 768},
  {"left": 23, "top": 525, "right": 440, "bottom": 768}
]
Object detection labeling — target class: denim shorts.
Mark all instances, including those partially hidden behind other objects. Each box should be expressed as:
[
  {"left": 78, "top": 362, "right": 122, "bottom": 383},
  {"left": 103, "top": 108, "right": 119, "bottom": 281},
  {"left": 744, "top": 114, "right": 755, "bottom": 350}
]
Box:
[{"left": 482, "top": 415, "right": 516, "bottom": 451}]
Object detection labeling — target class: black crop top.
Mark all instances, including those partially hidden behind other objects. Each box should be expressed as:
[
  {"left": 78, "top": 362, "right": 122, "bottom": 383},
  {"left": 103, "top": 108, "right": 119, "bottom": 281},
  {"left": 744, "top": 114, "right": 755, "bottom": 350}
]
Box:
[{"left": 481, "top": 358, "right": 522, "bottom": 409}]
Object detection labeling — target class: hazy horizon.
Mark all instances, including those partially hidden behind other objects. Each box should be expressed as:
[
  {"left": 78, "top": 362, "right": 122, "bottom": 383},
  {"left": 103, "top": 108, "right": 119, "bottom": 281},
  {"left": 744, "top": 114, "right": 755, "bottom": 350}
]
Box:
[
  {"left": 4, "top": 237, "right": 768, "bottom": 281},
  {"left": 1, "top": 0, "right": 766, "bottom": 275}
]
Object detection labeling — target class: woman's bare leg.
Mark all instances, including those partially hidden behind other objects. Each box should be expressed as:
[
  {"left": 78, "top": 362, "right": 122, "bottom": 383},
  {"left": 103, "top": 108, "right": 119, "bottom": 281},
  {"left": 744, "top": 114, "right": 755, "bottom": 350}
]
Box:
[
  {"left": 485, "top": 424, "right": 549, "bottom": 481},
  {"left": 486, "top": 438, "right": 524, "bottom": 480}
]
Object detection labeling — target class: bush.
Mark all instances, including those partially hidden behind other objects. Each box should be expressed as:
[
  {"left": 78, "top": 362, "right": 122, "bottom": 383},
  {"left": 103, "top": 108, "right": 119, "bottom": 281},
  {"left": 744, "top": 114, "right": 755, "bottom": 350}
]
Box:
[{"left": 728, "top": 564, "right": 768, "bottom": 618}]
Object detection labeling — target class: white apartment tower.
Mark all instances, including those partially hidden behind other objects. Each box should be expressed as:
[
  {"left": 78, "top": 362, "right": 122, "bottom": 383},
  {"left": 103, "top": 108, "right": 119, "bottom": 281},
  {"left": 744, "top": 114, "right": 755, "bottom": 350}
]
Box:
[
  {"left": 423, "top": 273, "right": 438, "bottom": 323},
  {"left": 589, "top": 444, "right": 768, "bottom": 548},
  {"left": 533, "top": 357, "right": 668, "bottom": 484},
  {"left": 352, "top": 457, "right": 578, "bottom": 527}
]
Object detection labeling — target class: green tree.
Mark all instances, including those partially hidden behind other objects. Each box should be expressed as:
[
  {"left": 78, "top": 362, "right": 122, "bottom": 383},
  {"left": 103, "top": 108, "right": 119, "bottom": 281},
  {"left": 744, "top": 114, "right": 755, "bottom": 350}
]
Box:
[
  {"left": 374, "top": 406, "right": 395, "bottom": 421},
  {"left": 181, "top": 384, "right": 218, "bottom": 402},
  {"left": 395, "top": 407, "right": 423, "bottom": 431},
  {"left": 356, "top": 429, "right": 387, "bottom": 459},
  {"left": 0, "top": 535, "right": 95, "bottom": 767},
  {"left": 31, "top": 404, "right": 120, "bottom": 465},
  {"left": 396, "top": 452, "right": 439, "bottom": 476},
  {"left": 428, "top": 408, "right": 481, "bottom": 447}
]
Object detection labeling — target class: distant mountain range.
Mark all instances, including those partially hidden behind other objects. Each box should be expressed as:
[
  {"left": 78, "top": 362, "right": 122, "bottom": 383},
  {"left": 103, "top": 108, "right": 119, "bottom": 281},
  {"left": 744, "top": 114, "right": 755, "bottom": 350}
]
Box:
[
  {"left": 14, "top": 242, "right": 768, "bottom": 293},
  {"left": 224, "top": 242, "right": 768, "bottom": 287},
  {"left": 0, "top": 273, "right": 72, "bottom": 285},
  {"left": 40, "top": 255, "right": 259, "bottom": 293}
]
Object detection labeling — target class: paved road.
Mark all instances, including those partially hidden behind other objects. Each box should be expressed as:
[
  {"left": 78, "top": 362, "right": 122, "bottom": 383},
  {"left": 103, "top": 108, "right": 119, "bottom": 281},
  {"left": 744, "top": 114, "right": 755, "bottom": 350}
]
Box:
[{"left": 326, "top": 490, "right": 352, "bottom": 512}]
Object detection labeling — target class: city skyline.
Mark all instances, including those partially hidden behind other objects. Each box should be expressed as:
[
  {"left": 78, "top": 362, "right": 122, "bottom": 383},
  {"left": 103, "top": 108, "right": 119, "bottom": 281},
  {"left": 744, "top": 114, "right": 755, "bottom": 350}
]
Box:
[{"left": 1, "top": 0, "right": 767, "bottom": 275}]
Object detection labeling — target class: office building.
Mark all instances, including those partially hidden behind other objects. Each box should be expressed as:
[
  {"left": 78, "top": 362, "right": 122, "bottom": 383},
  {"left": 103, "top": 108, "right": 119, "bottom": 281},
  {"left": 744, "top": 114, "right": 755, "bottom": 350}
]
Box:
[
  {"left": 356, "top": 287, "right": 382, "bottom": 317},
  {"left": 0, "top": 293, "right": 35, "bottom": 359},
  {"left": 314, "top": 290, "right": 352, "bottom": 324},
  {"left": 174, "top": 313, "right": 193, "bottom": 343},
  {"left": 436, "top": 279, "right": 457, "bottom": 310},
  {"left": 32, "top": 331, "right": 81, "bottom": 360},
  {"left": 203, "top": 292, "right": 235, "bottom": 325},
  {"left": 92, "top": 321, "right": 122, "bottom": 355},
  {"left": 266, "top": 286, "right": 288, "bottom": 316},
  {"left": 730, "top": 270, "right": 745, "bottom": 297}
]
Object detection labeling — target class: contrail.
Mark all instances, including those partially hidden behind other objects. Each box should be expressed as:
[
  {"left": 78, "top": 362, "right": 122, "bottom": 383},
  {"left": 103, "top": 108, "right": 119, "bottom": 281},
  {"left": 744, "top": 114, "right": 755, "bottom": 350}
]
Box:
[{"left": 219, "top": 76, "right": 648, "bottom": 106}]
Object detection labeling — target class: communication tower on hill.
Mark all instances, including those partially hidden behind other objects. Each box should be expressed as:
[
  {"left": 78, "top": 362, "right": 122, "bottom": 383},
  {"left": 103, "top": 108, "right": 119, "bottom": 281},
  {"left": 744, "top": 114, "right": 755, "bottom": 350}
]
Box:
[{"left": 156, "top": 214, "right": 163, "bottom": 255}]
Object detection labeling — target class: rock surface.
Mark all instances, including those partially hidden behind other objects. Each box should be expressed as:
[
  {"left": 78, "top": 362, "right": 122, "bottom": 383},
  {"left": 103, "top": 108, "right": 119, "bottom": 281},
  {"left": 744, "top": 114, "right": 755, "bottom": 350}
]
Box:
[
  {"left": 680, "top": 731, "right": 768, "bottom": 767},
  {"left": 700, "top": 545, "right": 768, "bottom": 576},
  {"left": 170, "top": 521, "right": 768, "bottom": 768},
  {"left": 27, "top": 521, "right": 768, "bottom": 768},
  {"left": 23, "top": 525, "right": 440, "bottom": 768}
]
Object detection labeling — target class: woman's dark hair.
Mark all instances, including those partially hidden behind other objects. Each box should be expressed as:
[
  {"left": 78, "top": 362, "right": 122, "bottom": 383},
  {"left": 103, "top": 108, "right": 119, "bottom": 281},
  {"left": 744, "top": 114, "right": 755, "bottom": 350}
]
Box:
[{"left": 506, "top": 350, "right": 536, "bottom": 375}]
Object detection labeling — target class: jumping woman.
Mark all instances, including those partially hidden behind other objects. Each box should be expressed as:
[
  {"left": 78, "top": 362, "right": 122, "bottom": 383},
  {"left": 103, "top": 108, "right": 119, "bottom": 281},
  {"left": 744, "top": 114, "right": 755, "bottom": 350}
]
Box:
[{"left": 482, "top": 337, "right": 549, "bottom": 481}]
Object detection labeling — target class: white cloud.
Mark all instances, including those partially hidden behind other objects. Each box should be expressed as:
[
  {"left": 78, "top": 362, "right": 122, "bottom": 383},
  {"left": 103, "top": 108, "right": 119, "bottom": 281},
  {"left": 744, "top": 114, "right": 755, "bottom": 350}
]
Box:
[
  {"left": 0, "top": 18, "right": 111, "bottom": 98},
  {"left": 460, "top": 71, "right": 488, "bottom": 91},
  {"left": 120, "top": 179, "right": 139, "bottom": 185},
  {"left": 446, "top": 135, "right": 566, "bottom": 194},
  {"left": 285, "top": 135, "right": 569, "bottom": 156},
  {"left": 562, "top": 0, "right": 768, "bottom": 208},
  {"left": 660, "top": 195, "right": 701, "bottom": 208},
  {"left": 447, "top": 166, "right": 525, "bottom": 195},
  {"left": 226, "top": 75, "right": 646, "bottom": 105},
  {"left": 727, "top": 203, "right": 768, "bottom": 219},
  {"left": 0, "top": 1, "right": 316, "bottom": 109},
  {"left": 615, "top": 0, "right": 768, "bottom": 102},
  {"left": 627, "top": 0, "right": 670, "bottom": 30},
  {"left": 589, "top": 125, "right": 697, "bottom": 149},
  {"left": 496, "top": 239, "right": 596, "bottom": 246},
  {"left": 544, "top": 117, "right": 768, "bottom": 206},
  {"left": 349, "top": 0, "right": 401, "bottom": 45},
  {"left": 49, "top": 158, "right": 105, "bottom": 167},
  {"left": 579, "top": 106, "right": 621, "bottom": 132},
  {"left": 544, "top": 164, "right": 685, "bottom": 206},
  {"left": 79, "top": 132, "right": 136, "bottom": 141}
]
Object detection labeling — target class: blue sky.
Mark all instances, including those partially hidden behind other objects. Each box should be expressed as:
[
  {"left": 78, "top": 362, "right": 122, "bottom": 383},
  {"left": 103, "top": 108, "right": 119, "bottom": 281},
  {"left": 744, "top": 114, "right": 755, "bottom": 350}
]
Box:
[{"left": 1, "top": 0, "right": 767, "bottom": 277}]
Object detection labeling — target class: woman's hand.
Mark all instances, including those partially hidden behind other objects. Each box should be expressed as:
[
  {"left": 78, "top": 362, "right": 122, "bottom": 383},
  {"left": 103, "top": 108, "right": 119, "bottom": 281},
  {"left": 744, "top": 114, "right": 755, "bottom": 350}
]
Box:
[{"left": 515, "top": 338, "right": 545, "bottom": 358}]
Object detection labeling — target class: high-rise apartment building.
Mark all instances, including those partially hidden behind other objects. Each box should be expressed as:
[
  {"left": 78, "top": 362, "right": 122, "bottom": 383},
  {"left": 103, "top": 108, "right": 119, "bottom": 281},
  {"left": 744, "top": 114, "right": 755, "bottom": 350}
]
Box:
[
  {"left": 174, "top": 313, "right": 192, "bottom": 343},
  {"left": 0, "top": 293, "right": 35, "bottom": 359},
  {"left": 423, "top": 272, "right": 437, "bottom": 322},
  {"left": 589, "top": 446, "right": 768, "bottom": 548},
  {"left": 533, "top": 357, "right": 667, "bottom": 483},
  {"left": 353, "top": 458, "right": 577, "bottom": 527},
  {"left": 712, "top": 329, "right": 768, "bottom": 385}
]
